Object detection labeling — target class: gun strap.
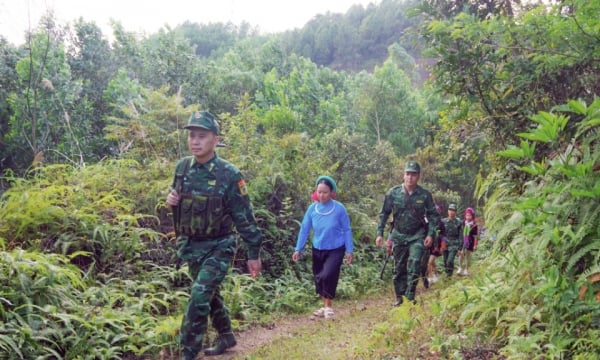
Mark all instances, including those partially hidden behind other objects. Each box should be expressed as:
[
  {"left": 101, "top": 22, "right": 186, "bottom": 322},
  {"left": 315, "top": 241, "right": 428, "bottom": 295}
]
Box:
[{"left": 175, "top": 156, "right": 193, "bottom": 191}]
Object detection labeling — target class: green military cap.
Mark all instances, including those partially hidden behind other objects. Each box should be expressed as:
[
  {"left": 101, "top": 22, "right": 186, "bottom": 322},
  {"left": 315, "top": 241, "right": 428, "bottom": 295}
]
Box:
[
  {"left": 448, "top": 203, "right": 457, "bottom": 211},
  {"left": 184, "top": 111, "right": 220, "bottom": 135},
  {"left": 404, "top": 160, "right": 421, "bottom": 173}
]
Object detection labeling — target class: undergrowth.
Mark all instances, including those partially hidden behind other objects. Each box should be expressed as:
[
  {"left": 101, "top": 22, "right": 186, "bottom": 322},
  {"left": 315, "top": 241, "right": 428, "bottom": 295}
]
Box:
[{"left": 1, "top": 100, "right": 598, "bottom": 359}]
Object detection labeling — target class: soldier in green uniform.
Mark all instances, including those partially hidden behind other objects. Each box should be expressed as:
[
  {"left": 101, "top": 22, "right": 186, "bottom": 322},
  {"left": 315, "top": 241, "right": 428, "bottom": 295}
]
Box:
[
  {"left": 166, "top": 111, "right": 262, "bottom": 359},
  {"left": 376, "top": 161, "right": 439, "bottom": 305},
  {"left": 442, "top": 203, "right": 462, "bottom": 277}
]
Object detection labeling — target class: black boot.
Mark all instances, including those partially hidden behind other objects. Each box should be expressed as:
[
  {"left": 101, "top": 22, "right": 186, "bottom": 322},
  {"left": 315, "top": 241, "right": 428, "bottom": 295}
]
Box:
[
  {"left": 204, "top": 332, "right": 237, "bottom": 356},
  {"left": 393, "top": 298, "right": 403, "bottom": 307}
]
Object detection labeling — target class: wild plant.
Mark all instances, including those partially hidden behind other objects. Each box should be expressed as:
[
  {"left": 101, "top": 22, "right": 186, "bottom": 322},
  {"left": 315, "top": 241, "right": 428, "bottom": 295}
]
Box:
[{"left": 454, "top": 99, "right": 600, "bottom": 358}]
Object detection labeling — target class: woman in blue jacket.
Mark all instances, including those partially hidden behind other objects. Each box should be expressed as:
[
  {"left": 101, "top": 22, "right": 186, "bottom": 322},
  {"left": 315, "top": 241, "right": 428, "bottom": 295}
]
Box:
[{"left": 292, "top": 175, "right": 354, "bottom": 319}]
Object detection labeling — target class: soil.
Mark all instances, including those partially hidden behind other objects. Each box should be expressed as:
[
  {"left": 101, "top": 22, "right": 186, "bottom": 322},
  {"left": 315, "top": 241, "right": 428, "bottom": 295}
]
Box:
[
  {"left": 154, "top": 294, "right": 393, "bottom": 360},
  {"left": 159, "top": 281, "right": 503, "bottom": 359},
  {"left": 203, "top": 296, "right": 391, "bottom": 359}
]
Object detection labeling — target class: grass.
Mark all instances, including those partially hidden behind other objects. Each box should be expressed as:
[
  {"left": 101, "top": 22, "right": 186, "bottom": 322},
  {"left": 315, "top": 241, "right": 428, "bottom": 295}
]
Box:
[
  {"left": 244, "top": 295, "right": 393, "bottom": 360},
  {"left": 228, "top": 255, "right": 502, "bottom": 360},
  {"left": 236, "top": 281, "right": 455, "bottom": 359}
]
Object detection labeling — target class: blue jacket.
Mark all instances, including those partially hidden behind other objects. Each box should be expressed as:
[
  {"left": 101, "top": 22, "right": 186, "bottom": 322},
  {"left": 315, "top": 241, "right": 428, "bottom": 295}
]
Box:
[{"left": 295, "top": 200, "right": 353, "bottom": 253}]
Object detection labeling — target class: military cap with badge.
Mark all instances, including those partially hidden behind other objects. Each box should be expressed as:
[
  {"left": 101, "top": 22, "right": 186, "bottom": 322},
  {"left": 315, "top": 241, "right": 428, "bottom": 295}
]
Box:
[
  {"left": 184, "top": 110, "right": 227, "bottom": 147},
  {"left": 404, "top": 160, "right": 421, "bottom": 173},
  {"left": 184, "top": 111, "right": 220, "bottom": 135}
]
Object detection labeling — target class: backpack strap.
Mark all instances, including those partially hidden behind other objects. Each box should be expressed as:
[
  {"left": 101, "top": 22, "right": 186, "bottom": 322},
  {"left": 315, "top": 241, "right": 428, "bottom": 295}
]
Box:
[
  {"left": 175, "top": 156, "right": 192, "bottom": 193},
  {"left": 173, "top": 156, "right": 192, "bottom": 235}
]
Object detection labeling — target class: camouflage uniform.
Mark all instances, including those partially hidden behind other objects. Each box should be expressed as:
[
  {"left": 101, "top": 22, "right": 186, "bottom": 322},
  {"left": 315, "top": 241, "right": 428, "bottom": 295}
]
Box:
[
  {"left": 172, "top": 154, "right": 261, "bottom": 360},
  {"left": 442, "top": 216, "right": 463, "bottom": 276},
  {"left": 377, "top": 184, "right": 439, "bottom": 302}
]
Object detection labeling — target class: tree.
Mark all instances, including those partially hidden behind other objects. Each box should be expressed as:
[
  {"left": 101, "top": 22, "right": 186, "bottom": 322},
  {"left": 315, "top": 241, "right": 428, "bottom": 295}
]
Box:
[
  {"left": 0, "top": 38, "right": 21, "bottom": 171},
  {"left": 7, "top": 18, "right": 91, "bottom": 169},
  {"left": 352, "top": 59, "right": 428, "bottom": 155},
  {"left": 253, "top": 55, "right": 351, "bottom": 136},
  {"left": 66, "top": 19, "right": 116, "bottom": 159},
  {"left": 423, "top": 0, "right": 600, "bottom": 160},
  {"left": 138, "top": 28, "right": 197, "bottom": 94}
]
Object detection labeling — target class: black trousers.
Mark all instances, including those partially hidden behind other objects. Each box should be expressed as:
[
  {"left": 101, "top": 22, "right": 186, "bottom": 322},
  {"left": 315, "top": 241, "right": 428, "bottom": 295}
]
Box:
[{"left": 312, "top": 246, "right": 345, "bottom": 299}]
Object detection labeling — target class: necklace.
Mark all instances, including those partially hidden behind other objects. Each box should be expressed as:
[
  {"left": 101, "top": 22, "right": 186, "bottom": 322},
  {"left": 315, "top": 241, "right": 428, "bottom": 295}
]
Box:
[{"left": 315, "top": 201, "right": 336, "bottom": 216}]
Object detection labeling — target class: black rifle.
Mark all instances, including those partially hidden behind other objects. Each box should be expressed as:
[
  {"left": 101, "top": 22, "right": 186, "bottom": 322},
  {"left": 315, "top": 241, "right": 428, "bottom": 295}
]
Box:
[
  {"left": 172, "top": 203, "right": 183, "bottom": 270},
  {"left": 380, "top": 252, "right": 391, "bottom": 280}
]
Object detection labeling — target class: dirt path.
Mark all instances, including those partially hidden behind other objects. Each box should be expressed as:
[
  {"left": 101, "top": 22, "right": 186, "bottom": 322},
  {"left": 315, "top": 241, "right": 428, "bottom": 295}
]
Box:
[{"left": 204, "top": 295, "right": 393, "bottom": 359}]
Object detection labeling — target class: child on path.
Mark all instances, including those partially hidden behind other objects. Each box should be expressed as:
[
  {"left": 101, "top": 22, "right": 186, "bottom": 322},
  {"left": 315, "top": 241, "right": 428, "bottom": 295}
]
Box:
[{"left": 457, "top": 207, "right": 478, "bottom": 276}]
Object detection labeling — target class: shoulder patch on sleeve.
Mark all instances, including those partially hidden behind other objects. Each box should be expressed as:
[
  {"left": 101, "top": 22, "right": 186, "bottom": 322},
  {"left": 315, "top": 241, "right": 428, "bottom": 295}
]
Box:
[{"left": 238, "top": 179, "right": 248, "bottom": 196}]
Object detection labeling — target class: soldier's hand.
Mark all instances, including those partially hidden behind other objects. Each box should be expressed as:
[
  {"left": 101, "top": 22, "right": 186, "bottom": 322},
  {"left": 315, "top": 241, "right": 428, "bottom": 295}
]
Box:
[
  {"left": 247, "top": 259, "right": 261, "bottom": 278},
  {"left": 375, "top": 236, "right": 383, "bottom": 247},
  {"left": 166, "top": 190, "right": 180, "bottom": 206},
  {"left": 175, "top": 257, "right": 183, "bottom": 270},
  {"left": 424, "top": 236, "right": 433, "bottom": 248},
  {"left": 386, "top": 239, "right": 393, "bottom": 254}
]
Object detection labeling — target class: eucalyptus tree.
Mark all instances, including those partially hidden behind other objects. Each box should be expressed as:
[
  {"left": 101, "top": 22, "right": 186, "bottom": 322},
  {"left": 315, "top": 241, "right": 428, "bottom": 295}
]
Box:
[
  {"left": 254, "top": 55, "right": 352, "bottom": 137},
  {"left": 174, "top": 21, "right": 255, "bottom": 59},
  {"left": 6, "top": 17, "right": 98, "bottom": 170},
  {"left": 110, "top": 21, "right": 145, "bottom": 83},
  {"left": 67, "top": 19, "right": 114, "bottom": 115},
  {"left": 182, "top": 48, "right": 262, "bottom": 115},
  {"left": 66, "top": 19, "right": 116, "bottom": 159},
  {"left": 0, "top": 38, "right": 20, "bottom": 171},
  {"left": 352, "top": 59, "right": 428, "bottom": 156},
  {"left": 138, "top": 28, "right": 198, "bottom": 94}
]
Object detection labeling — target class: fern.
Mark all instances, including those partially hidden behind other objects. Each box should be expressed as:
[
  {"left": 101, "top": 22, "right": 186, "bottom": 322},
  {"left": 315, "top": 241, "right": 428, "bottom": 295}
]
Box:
[{"left": 565, "top": 242, "right": 600, "bottom": 275}]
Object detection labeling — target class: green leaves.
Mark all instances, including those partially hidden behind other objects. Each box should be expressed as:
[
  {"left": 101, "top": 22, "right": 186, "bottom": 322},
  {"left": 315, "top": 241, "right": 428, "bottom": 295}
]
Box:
[
  {"left": 517, "top": 111, "right": 568, "bottom": 144},
  {"left": 497, "top": 141, "right": 536, "bottom": 160},
  {"left": 480, "top": 98, "right": 600, "bottom": 358}
]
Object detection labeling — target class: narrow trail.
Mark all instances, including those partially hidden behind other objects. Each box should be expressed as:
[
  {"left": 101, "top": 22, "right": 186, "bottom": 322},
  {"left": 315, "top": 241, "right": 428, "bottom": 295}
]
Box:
[
  {"left": 196, "top": 285, "right": 435, "bottom": 359},
  {"left": 210, "top": 295, "right": 393, "bottom": 359}
]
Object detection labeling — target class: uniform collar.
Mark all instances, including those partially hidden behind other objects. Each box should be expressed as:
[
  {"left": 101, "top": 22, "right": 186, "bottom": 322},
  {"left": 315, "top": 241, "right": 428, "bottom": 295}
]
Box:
[
  {"left": 191, "top": 153, "right": 218, "bottom": 167},
  {"left": 402, "top": 184, "right": 420, "bottom": 194}
]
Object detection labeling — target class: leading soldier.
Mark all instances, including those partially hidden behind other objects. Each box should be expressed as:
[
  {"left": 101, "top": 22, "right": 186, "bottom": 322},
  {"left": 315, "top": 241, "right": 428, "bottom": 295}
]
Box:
[
  {"left": 375, "top": 161, "right": 439, "bottom": 306},
  {"left": 166, "top": 111, "right": 262, "bottom": 359}
]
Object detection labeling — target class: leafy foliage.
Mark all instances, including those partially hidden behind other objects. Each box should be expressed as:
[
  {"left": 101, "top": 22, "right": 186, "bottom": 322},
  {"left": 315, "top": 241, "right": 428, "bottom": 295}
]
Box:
[
  {"left": 453, "top": 99, "right": 600, "bottom": 358},
  {"left": 1, "top": 0, "right": 599, "bottom": 358}
]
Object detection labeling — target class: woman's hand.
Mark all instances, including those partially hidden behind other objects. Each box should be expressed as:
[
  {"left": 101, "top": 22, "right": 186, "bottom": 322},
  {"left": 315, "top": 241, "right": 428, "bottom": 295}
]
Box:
[
  {"left": 345, "top": 253, "right": 353, "bottom": 265},
  {"left": 247, "top": 259, "right": 262, "bottom": 278},
  {"left": 292, "top": 251, "right": 300, "bottom": 262}
]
